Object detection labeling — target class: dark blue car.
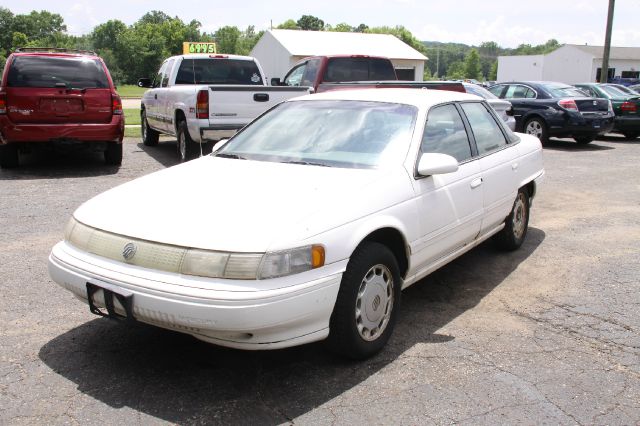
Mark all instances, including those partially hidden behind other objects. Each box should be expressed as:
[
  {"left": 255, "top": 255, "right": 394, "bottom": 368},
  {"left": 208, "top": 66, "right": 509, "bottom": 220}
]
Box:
[{"left": 488, "top": 81, "right": 614, "bottom": 144}]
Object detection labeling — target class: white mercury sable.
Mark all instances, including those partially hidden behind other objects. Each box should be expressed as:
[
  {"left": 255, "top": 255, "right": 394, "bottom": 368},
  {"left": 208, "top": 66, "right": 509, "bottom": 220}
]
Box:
[{"left": 49, "top": 89, "right": 544, "bottom": 359}]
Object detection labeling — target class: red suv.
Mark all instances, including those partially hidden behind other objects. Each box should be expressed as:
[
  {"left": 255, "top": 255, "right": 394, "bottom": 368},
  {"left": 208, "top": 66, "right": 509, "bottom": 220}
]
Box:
[{"left": 0, "top": 48, "right": 124, "bottom": 168}]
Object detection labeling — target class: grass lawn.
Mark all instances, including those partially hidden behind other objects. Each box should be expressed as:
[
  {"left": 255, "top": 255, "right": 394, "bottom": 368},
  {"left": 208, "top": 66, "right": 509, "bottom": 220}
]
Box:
[
  {"left": 124, "top": 108, "right": 141, "bottom": 126},
  {"left": 124, "top": 126, "right": 140, "bottom": 138},
  {"left": 117, "top": 84, "right": 147, "bottom": 98}
]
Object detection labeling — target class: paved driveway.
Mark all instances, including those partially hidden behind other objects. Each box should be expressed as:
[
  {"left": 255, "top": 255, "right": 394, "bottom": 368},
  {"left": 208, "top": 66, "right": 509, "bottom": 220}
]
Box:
[{"left": 1, "top": 136, "right": 638, "bottom": 424}]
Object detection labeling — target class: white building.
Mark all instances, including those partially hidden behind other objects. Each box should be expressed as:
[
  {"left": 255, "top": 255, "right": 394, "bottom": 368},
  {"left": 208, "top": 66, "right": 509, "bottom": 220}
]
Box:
[
  {"left": 497, "top": 44, "right": 640, "bottom": 84},
  {"left": 250, "top": 29, "right": 428, "bottom": 82}
]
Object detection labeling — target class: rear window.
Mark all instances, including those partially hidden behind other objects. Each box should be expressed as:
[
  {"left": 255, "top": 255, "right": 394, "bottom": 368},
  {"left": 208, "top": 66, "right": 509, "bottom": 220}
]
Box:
[
  {"left": 175, "top": 58, "right": 263, "bottom": 85},
  {"left": 7, "top": 56, "right": 109, "bottom": 89},
  {"left": 323, "top": 58, "right": 396, "bottom": 82},
  {"left": 541, "top": 83, "right": 586, "bottom": 98}
]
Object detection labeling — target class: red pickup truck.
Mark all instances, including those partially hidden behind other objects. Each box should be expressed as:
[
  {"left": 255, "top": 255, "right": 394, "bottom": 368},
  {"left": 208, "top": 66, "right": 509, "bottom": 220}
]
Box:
[{"left": 271, "top": 55, "right": 464, "bottom": 93}]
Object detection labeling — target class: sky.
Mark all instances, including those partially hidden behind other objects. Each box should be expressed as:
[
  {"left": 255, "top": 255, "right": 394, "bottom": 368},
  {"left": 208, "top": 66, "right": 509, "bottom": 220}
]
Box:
[{"left": 2, "top": 0, "right": 640, "bottom": 48}]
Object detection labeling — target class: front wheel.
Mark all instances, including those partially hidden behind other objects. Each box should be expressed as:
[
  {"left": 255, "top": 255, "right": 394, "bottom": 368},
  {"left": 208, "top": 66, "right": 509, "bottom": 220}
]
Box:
[
  {"left": 328, "top": 242, "right": 402, "bottom": 359},
  {"left": 574, "top": 136, "right": 594, "bottom": 145},
  {"left": 493, "top": 187, "right": 530, "bottom": 251},
  {"left": 177, "top": 121, "right": 199, "bottom": 162},
  {"left": 524, "top": 117, "right": 549, "bottom": 144},
  {"left": 141, "top": 109, "right": 159, "bottom": 146}
]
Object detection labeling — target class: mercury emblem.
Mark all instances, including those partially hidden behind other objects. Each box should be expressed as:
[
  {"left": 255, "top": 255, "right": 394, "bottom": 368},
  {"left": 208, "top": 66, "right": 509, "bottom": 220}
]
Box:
[{"left": 122, "top": 242, "right": 137, "bottom": 261}]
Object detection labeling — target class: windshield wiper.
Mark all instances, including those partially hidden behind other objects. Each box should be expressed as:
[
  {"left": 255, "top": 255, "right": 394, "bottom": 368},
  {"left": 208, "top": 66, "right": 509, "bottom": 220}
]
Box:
[
  {"left": 281, "top": 160, "right": 331, "bottom": 167},
  {"left": 215, "top": 153, "right": 246, "bottom": 160}
]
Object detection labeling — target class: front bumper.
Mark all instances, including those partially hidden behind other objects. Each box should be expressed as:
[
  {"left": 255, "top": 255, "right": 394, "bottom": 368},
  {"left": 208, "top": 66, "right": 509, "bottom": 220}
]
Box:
[{"left": 48, "top": 241, "right": 343, "bottom": 349}]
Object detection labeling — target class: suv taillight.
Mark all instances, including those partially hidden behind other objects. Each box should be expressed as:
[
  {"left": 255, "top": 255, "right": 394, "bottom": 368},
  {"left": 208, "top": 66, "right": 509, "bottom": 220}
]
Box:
[
  {"left": 196, "top": 89, "right": 209, "bottom": 119},
  {"left": 0, "top": 92, "right": 6, "bottom": 114},
  {"left": 111, "top": 94, "right": 123, "bottom": 115},
  {"left": 621, "top": 101, "right": 637, "bottom": 112},
  {"left": 558, "top": 99, "right": 579, "bottom": 111}
]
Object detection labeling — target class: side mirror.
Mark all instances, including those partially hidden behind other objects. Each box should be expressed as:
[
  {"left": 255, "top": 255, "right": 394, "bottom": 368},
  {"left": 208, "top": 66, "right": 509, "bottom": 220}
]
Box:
[
  {"left": 506, "top": 106, "right": 514, "bottom": 116},
  {"left": 417, "top": 153, "right": 459, "bottom": 176},
  {"left": 137, "top": 78, "right": 152, "bottom": 88},
  {"left": 270, "top": 78, "right": 282, "bottom": 86}
]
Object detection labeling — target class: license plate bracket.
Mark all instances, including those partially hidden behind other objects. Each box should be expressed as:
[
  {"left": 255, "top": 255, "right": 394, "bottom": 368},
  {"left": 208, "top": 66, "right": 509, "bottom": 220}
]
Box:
[{"left": 86, "top": 282, "right": 135, "bottom": 322}]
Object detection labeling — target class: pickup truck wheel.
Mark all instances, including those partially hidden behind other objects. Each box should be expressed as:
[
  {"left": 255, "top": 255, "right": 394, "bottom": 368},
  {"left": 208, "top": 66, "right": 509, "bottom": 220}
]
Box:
[
  {"left": 524, "top": 117, "right": 549, "bottom": 144},
  {"left": 177, "top": 121, "right": 198, "bottom": 162},
  {"left": 574, "top": 136, "right": 594, "bottom": 145},
  {"left": 104, "top": 142, "right": 123, "bottom": 166},
  {"left": 328, "top": 242, "right": 402, "bottom": 359},
  {"left": 141, "top": 110, "right": 159, "bottom": 146},
  {"left": 0, "top": 144, "right": 19, "bottom": 168},
  {"left": 494, "top": 188, "right": 530, "bottom": 251}
]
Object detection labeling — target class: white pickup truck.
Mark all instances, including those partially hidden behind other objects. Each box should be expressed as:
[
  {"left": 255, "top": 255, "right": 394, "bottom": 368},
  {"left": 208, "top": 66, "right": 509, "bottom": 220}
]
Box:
[{"left": 138, "top": 54, "right": 311, "bottom": 161}]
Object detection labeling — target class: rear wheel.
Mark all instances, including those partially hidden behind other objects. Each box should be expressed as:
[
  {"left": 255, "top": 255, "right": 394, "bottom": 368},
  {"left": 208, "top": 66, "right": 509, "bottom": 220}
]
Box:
[
  {"left": 0, "top": 144, "right": 19, "bottom": 168},
  {"left": 623, "top": 132, "right": 638, "bottom": 140},
  {"left": 177, "top": 121, "right": 198, "bottom": 162},
  {"left": 328, "top": 242, "right": 402, "bottom": 359},
  {"left": 494, "top": 187, "right": 530, "bottom": 251},
  {"left": 141, "top": 109, "right": 159, "bottom": 146},
  {"left": 104, "top": 142, "right": 123, "bottom": 166},
  {"left": 524, "top": 117, "right": 549, "bottom": 144},
  {"left": 574, "top": 136, "right": 594, "bottom": 145}
]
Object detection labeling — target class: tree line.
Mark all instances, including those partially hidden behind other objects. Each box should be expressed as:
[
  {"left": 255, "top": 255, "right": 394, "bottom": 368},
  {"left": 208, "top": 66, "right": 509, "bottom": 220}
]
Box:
[{"left": 0, "top": 8, "right": 562, "bottom": 84}]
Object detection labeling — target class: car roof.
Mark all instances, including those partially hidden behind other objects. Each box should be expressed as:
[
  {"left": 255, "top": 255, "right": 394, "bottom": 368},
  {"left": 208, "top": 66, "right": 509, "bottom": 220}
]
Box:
[
  {"left": 290, "top": 88, "right": 481, "bottom": 107},
  {"left": 168, "top": 54, "right": 257, "bottom": 61},
  {"left": 11, "top": 51, "right": 101, "bottom": 60}
]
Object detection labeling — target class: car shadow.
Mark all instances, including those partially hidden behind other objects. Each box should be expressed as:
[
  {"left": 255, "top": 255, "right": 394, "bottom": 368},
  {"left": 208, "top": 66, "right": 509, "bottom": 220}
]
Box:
[
  {"left": 543, "top": 138, "right": 614, "bottom": 151},
  {"left": 598, "top": 134, "right": 640, "bottom": 144},
  {"left": 136, "top": 140, "right": 216, "bottom": 169},
  {"left": 0, "top": 149, "right": 120, "bottom": 180},
  {"left": 39, "top": 228, "right": 545, "bottom": 423}
]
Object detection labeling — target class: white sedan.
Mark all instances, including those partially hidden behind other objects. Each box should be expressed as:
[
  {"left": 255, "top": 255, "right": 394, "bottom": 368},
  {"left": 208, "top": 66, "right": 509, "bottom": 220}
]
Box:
[{"left": 48, "top": 89, "right": 544, "bottom": 359}]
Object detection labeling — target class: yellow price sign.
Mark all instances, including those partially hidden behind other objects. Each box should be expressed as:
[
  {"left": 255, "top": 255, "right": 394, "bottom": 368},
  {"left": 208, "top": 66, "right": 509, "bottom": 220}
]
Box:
[{"left": 183, "top": 42, "right": 217, "bottom": 55}]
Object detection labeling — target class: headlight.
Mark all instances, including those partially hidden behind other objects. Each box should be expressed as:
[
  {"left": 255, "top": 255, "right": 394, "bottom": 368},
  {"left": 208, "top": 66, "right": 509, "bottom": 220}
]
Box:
[{"left": 64, "top": 217, "right": 325, "bottom": 280}]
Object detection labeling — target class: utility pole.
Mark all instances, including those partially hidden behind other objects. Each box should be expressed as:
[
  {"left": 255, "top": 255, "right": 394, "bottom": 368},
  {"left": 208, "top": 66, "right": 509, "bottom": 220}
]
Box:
[{"left": 601, "top": 0, "right": 615, "bottom": 82}]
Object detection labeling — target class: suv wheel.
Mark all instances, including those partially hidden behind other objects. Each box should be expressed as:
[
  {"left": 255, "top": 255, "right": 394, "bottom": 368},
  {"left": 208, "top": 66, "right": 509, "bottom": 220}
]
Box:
[
  {"left": 0, "top": 144, "right": 19, "bottom": 168},
  {"left": 141, "top": 109, "right": 159, "bottom": 146},
  {"left": 104, "top": 142, "right": 123, "bottom": 166}
]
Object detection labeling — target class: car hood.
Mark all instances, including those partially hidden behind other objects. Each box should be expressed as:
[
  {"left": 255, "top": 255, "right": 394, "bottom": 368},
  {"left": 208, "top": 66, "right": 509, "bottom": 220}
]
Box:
[{"left": 74, "top": 156, "right": 410, "bottom": 252}]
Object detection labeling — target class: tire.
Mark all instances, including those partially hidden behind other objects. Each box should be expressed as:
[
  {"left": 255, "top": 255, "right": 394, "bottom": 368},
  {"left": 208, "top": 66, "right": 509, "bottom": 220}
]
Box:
[
  {"left": 104, "top": 142, "right": 123, "bottom": 166},
  {"left": 494, "top": 187, "right": 530, "bottom": 251},
  {"left": 0, "top": 144, "right": 19, "bottom": 168},
  {"left": 623, "top": 132, "right": 638, "bottom": 140},
  {"left": 177, "top": 120, "right": 199, "bottom": 162},
  {"left": 141, "top": 109, "right": 159, "bottom": 146},
  {"left": 524, "top": 117, "right": 549, "bottom": 144},
  {"left": 574, "top": 136, "right": 594, "bottom": 145},
  {"left": 328, "top": 242, "right": 402, "bottom": 359}
]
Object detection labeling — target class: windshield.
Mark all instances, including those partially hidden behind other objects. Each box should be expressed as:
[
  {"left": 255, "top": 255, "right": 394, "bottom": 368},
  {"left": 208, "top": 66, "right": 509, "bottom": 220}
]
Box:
[
  {"left": 542, "top": 83, "right": 587, "bottom": 98},
  {"left": 600, "top": 85, "right": 630, "bottom": 98},
  {"left": 216, "top": 100, "right": 417, "bottom": 169},
  {"left": 7, "top": 56, "right": 109, "bottom": 89},
  {"left": 464, "top": 84, "right": 498, "bottom": 99}
]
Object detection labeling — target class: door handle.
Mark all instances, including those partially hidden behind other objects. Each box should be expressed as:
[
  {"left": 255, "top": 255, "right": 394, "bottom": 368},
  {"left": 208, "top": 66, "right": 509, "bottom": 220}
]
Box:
[
  {"left": 512, "top": 162, "right": 519, "bottom": 170},
  {"left": 254, "top": 93, "right": 269, "bottom": 102},
  {"left": 154, "top": 94, "right": 158, "bottom": 100},
  {"left": 471, "top": 177, "right": 483, "bottom": 189}
]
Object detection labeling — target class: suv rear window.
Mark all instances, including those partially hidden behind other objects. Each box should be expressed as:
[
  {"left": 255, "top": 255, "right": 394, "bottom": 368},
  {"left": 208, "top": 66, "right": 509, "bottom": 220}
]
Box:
[
  {"left": 7, "top": 56, "right": 109, "bottom": 89},
  {"left": 323, "top": 58, "right": 396, "bottom": 82},
  {"left": 175, "top": 58, "right": 263, "bottom": 85}
]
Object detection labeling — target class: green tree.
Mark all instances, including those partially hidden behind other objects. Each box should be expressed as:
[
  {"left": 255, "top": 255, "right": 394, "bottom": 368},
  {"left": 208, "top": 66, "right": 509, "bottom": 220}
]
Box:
[
  {"left": 489, "top": 61, "right": 498, "bottom": 80},
  {"left": 367, "top": 26, "right": 426, "bottom": 55},
  {"left": 276, "top": 19, "right": 298, "bottom": 30},
  {"left": 354, "top": 24, "right": 368, "bottom": 33},
  {"left": 331, "top": 23, "right": 353, "bottom": 32},
  {"left": 11, "top": 10, "right": 66, "bottom": 40},
  {"left": 0, "top": 7, "right": 15, "bottom": 53},
  {"left": 423, "top": 66, "right": 432, "bottom": 80},
  {"left": 215, "top": 26, "right": 241, "bottom": 54},
  {"left": 297, "top": 15, "right": 324, "bottom": 31},
  {"left": 464, "top": 48, "right": 482, "bottom": 80},
  {"left": 92, "top": 20, "right": 127, "bottom": 51},
  {"left": 446, "top": 61, "right": 465, "bottom": 79},
  {"left": 11, "top": 31, "right": 28, "bottom": 50},
  {"left": 138, "top": 10, "right": 172, "bottom": 25}
]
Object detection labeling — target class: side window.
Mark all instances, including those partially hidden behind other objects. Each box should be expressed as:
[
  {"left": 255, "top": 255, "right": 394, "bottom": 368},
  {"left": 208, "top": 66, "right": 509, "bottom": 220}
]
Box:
[
  {"left": 161, "top": 59, "right": 175, "bottom": 87},
  {"left": 488, "top": 85, "right": 505, "bottom": 97},
  {"left": 524, "top": 87, "right": 536, "bottom": 98},
  {"left": 301, "top": 59, "right": 321, "bottom": 87},
  {"left": 461, "top": 102, "right": 508, "bottom": 155},
  {"left": 421, "top": 104, "right": 473, "bottom": 163},
  {"left": 505, "top": 85, "right": 536, "bottom": 99},
  {"left": 284, "top": 63, "right": 306, "bottom": 86},
  {"left": 175, "top": 59, "right": 194, "bottom": 84},
  {"left": 153, "top": 61, "right": 167, "bottom": 88}
]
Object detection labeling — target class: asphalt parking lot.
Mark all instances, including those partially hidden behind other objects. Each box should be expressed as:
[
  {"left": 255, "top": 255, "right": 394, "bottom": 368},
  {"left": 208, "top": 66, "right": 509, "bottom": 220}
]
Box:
[{"left": 1, "top": 135, "right": 639, "bottom": 425}]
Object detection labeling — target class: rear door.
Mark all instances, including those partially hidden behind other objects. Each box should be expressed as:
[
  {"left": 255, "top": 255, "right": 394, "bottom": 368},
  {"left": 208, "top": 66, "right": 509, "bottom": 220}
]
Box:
[{"left": 6, "top": 55, "right": 112, "bottom": 125}]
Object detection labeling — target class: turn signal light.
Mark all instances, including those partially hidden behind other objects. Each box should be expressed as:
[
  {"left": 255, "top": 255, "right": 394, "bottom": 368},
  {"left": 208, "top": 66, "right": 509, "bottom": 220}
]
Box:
[
  {"left": 0, "top": 93, "right": 6, "bottom": 114},
  {"left": 196, "top": 89, "right": 209, "bottom": 119},
  {"left": 558, "top": 99, "right": 579, "bottom": 111},
  {"left": 621, "top": 101, "right": 637, "bottom": 112}
]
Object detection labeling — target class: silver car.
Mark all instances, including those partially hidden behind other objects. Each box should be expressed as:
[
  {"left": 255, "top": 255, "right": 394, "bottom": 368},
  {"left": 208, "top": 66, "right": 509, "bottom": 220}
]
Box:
[{"left": 463, "top": 82, "right": 516, "bottom": 131}]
